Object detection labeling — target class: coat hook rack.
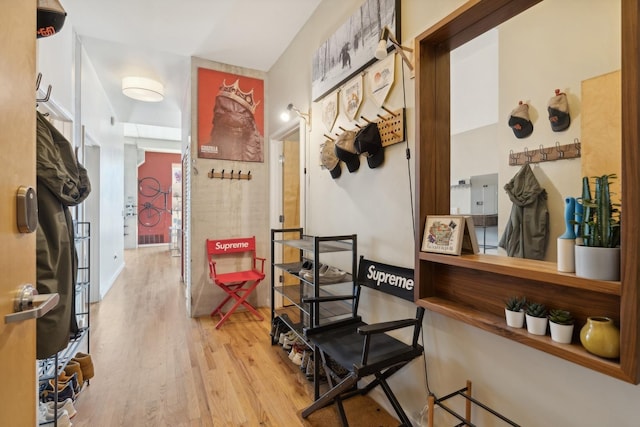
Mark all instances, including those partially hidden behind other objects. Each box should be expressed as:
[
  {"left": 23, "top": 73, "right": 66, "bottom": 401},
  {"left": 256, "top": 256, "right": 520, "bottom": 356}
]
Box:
[
  {"left": 36, "top": 72, "right": 52, "bottom": 103},
  {"left": 207, "top": 168, "right": 252, "bottom": 181},
  {"left": 508, "top": 139, "right": 581, "bottom": 166}
]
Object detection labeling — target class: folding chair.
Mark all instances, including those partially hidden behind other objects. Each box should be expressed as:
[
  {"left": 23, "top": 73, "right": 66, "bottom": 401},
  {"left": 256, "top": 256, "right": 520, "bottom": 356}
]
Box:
[
  {"left": 301, "top": 257, "right": 425, "bottom": 426},
  {"left": 206, "top": 237, "right": 266, "bottom": 329}
]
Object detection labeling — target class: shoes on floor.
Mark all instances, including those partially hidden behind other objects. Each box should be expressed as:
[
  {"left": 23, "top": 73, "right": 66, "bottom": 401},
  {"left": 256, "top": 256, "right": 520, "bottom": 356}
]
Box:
[{"left": 72, "top": 352, "right": 94, "bottom": 380}]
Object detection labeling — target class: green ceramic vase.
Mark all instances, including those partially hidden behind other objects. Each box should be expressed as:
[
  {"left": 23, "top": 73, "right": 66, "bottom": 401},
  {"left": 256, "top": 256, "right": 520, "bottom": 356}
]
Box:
[{"left": 580, "top": 316, "right": 620, "bottom": 358}]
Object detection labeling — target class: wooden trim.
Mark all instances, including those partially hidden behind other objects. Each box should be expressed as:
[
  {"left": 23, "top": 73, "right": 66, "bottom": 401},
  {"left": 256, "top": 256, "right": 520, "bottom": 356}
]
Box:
[
  {"left": 414, "top": 0, "right": 640, "bottom": 383},
  {"left": 620, "top": 0, "right": 640, "bottom": 383}
]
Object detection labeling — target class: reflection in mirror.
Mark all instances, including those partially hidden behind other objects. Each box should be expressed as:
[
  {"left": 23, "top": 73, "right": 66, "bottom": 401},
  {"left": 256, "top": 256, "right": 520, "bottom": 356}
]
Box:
[{"left": 449, "top": 0, "right": 621, "bottom": 262}]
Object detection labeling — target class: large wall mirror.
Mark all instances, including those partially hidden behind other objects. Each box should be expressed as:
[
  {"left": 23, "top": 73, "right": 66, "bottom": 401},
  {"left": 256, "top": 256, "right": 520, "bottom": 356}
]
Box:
[
  {"left": 449, "top": 0, "right": 621, "bottom": 260},
  {"left": 414, "top": 0, "right": 640, "bottom": 383}
]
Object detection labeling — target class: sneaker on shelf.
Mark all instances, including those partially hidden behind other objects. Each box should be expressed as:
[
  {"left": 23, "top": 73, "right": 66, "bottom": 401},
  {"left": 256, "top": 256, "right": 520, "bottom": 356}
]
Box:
[
  {"left": 282, "top": 332, "right": 297, "bottom": 350},
  {"left": 38, "top": 402, "right": 69, "bottom": 423},
  {"left": 40, "top": 410, "right": 72, "bottom": 427},
  {"left": 288, "top": 341, "right": 305, "bottom": 361},
  {"left": 318, "top": 266, "right": 347, "bottom": 284},
  {"left": 298, "top": 260, "right": 314, "bottom": 277},
  {"left": 304, "top": 264, "right": 347, "bottom": 284},
  {"left": 303, "top": 264, "right": 327, "bottom": 282},
  {"left": 291, "top": 351, "right": 304, "bottom": 366},
  {"left": 45, "top": 398, "right": 77, "bottom": 418}
]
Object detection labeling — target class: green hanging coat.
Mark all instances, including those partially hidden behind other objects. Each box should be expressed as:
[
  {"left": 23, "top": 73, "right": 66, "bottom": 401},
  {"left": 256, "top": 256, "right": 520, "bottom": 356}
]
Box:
[{"left": 36, "top": 112, "right": 91, "bottom": 360}]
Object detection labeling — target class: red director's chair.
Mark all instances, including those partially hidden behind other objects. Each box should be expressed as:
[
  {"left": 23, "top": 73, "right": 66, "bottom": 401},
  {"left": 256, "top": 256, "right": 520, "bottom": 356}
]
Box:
[{"left": 206, "top": 237, "right": 266, "bottom": 329}]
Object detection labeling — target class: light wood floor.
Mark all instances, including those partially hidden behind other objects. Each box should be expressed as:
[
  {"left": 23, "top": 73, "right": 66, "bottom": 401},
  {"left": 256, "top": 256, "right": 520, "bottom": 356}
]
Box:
[
  {"left": 71, "top": 246, "right": 317, "bottom": 427},
  {"left": 70, "top": 246, "right": 401, "bottom": 427}
]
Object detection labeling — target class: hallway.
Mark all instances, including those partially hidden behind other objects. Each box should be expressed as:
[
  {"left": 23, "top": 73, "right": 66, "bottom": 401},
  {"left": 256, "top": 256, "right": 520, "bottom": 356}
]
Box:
[{"left": 71, "top": 246, "right": 313, "bottom": 426}]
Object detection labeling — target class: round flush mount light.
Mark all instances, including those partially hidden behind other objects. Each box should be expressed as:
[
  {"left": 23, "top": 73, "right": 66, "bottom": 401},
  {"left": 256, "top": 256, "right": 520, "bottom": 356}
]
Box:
[{"left": 122, "top": 76, "right": 164, "bottom": 102}]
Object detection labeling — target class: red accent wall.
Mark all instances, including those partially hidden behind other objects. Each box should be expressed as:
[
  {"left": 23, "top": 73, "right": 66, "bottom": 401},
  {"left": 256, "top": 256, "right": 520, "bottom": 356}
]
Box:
[{"left": 138, "top": 151, "right": 181, "bottom": 244}]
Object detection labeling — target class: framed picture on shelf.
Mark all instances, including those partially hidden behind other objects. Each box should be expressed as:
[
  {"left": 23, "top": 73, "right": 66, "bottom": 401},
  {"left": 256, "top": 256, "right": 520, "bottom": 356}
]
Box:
[{"left": 421, "top": 215, "right": 479, "bottom": 255}]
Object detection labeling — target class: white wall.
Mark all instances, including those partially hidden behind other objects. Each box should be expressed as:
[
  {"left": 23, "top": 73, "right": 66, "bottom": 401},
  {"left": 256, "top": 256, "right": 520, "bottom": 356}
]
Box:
[
  {"left": 38, "top": 23, "right": 126, "bottom": 302},
  {"left": 269, "top": 0, "right": 636, "bottom": 426}
]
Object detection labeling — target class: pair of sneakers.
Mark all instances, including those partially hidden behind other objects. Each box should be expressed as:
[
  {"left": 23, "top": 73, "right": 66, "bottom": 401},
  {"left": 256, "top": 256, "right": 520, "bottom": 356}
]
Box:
[
  {"left": 39, "top": 398, "right": 75, "bottom": 426},
  {"left": 288, "top": 342, "right": 306, "bottom": 366},
  {"left": 279, "top": 331, "right": 297, "bottom": 350},
  {"left": 298, "top": 260, "right": 321, "bottom": 278},
  {"left": 303, "top": 264, "right": 347, "bottom": 284}
]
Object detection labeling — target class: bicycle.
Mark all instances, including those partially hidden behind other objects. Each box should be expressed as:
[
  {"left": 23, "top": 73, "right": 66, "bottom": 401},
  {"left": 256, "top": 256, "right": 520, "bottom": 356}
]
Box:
[{"left": 138, "top": 177, "right": 172, "bottom": 227}]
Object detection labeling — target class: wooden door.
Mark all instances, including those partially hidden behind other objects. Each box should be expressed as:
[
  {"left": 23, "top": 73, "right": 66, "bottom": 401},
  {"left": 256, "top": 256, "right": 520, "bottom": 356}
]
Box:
[
  {"left": 0, "top": 2, "right": 37, "bottom": 426},
  {"left": 282, "top": 131, "right": 301, "bottom": 286}
]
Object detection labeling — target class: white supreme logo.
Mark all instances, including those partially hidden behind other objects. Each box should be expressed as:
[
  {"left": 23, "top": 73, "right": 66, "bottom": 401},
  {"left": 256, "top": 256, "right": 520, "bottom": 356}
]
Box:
[
  {"left": 215, "top": 241, "right": 250, "bottom": 251},
  {"left": 366, "top": 265, "right": 414, "bottom": 291}
]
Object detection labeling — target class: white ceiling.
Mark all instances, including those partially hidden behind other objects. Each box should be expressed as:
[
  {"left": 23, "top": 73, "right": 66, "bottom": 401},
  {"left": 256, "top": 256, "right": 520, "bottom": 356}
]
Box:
[{"left": 61, "top": 0, "right": 323, "bottom": 135}]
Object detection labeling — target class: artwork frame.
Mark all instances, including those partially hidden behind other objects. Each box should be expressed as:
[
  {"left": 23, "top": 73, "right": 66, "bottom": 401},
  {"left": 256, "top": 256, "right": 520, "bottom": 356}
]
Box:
[
  {"left": 311, "top": 0, "right": 399, "bottom": 102},
  {"left": 342, "top": 74, "right": 363, "bottom": 120},
  {"left": 197, "top": 67, "right": 265, "bottom": 162},
  {"left": 421, "top": 215, "right": 479, "bottom": 255}
]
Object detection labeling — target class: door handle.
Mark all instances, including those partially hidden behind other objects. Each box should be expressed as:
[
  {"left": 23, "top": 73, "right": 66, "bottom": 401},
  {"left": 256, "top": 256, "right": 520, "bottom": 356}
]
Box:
[{"left": 4, "top": 284, "right": 59, "bottom": 324}]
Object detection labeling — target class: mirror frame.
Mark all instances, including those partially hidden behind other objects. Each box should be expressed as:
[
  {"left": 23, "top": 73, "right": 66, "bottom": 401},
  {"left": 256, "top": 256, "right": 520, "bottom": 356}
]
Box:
[{"left": 414, "top": 0, "right": 640, "bottom": 383}]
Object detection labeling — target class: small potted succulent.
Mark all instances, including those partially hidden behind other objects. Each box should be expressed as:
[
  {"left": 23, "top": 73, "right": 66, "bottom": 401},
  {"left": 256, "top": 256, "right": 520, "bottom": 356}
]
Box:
[
  {"left": 525, "top": 302, "right": 548, "bottom": 335},
  {"left": 548, "top": 309, "right": 575, "bottom": 344},
  {"left": 504, "top": 296, "right": 527, "bottom": 328}
]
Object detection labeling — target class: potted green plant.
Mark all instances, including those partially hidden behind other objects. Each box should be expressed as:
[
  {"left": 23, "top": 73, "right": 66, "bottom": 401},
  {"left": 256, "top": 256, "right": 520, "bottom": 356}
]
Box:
[
  {"left": 574, "top": 174, "right": 621, "bottom": 280},
  {"left": 548, "top": 309, "right": 574, "bottom": 344},
  {"left": 504, "top": 296, "right": 527, "bottom": 328},
  {"left": 525, "top": 302, "right": 548, "bottom": 335}
]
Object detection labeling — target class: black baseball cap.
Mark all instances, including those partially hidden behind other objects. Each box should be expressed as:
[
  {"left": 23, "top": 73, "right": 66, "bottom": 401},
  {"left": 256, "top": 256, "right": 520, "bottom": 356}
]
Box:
[{"left": 355, "top": 123, "right": 384, "bottom": 168}]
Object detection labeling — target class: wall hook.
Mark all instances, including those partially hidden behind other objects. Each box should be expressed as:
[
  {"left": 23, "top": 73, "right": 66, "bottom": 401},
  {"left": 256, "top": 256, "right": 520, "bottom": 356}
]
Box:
[
  {"left": 555, "top": 141, "right": 565, "bottom": 158},
  {"left": 574, "top": 138, "right": 581, "bottom": 156},
  {"left": 381, "top": 105, "right": 397, "bottom": 116},
  {"left": 524, "top": 147, "right": 533, "bottom": 163},
  {"left": 539, "top": 144, "right": 550, "bottom": 161}
]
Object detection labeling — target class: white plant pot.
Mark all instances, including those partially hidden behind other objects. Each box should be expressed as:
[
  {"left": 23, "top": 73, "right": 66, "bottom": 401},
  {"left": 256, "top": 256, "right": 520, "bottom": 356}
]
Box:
[
  {"left": 550, "top": 321, "right": 574, "bottom": 344},
  {"left": 525, "top": 314, "right": 548, "bottom": 336},
  {"left": 575, "top": 245, "right": 620, "bottom": 281},
  {"left": 505, "top": 308, "right": 525, "bottom": 328}
]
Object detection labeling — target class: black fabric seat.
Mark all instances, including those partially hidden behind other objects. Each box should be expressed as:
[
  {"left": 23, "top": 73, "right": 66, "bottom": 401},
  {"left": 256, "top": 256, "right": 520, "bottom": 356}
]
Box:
[{"left": 301, "top": 257, "right": 425, "bottom": 427}]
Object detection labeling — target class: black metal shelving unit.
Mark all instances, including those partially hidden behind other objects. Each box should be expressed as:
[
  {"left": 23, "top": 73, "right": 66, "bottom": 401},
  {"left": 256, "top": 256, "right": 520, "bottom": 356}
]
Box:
[
  {"left": 270, "top": 228, "right": 357, "bottom": 398},
  {"left": 37, "top": 221, "right": 91, "bottom": 426}
]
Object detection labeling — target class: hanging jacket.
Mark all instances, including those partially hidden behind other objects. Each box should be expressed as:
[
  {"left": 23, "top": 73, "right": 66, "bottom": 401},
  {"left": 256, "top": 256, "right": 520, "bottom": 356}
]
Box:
[
  {"left": 498, "top": 163, "right": 548, "bottom": 260},
  {"left": 36, "top": 112, "right": 91, "bottom": 359}
]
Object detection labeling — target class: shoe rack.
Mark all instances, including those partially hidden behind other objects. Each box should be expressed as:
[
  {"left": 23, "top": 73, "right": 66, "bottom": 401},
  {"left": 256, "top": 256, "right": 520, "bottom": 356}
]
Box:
[
  {"left": 37, "top": 221, "right": 91, "bottom": 425},
  {"left": 270, "top": 228, "right": 357, "bottom": 398}
]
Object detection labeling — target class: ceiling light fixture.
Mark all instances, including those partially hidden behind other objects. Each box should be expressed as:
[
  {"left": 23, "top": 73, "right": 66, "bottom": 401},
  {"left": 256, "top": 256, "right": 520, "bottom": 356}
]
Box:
[
  {"left": 122, "top": 76, "right": 165, "bottom": 102},
  {"left": 375, "top": 26, "right": 415, "bottom": 75}
]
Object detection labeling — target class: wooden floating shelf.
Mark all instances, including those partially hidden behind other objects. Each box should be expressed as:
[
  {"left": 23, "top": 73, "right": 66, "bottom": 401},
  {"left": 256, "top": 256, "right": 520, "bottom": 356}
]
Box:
[
  {"left": 419, "top": 253, "right": 621, "bottom": 296},
  {"left": 417, "top": 296, "right": 626, "bottom": 382}
]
